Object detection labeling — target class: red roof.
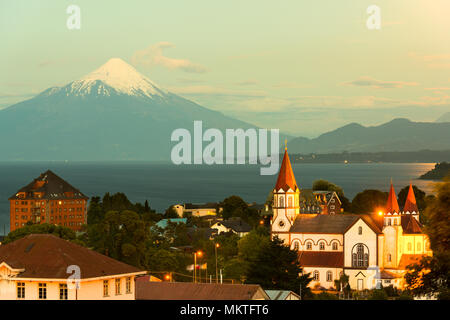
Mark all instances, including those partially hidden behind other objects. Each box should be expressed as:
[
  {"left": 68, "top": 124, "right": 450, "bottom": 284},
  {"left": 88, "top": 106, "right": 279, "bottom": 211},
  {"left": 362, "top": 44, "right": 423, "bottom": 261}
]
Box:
[
  {"left": 275, "top": 148, "right": 298, "bottom": 191},
  {"left": 0, "top": 234, "right": 144, "bottom": 279},
  {"left": 403, "top": 183, "right": 419, "bottom": 213},
  {"left": 298, "top": 251, "right": 344, "bottom": 268},
  {"left": 401, "top": 215, "right": 423, "bottom": 234},
  {"left": 385, "top": 182, "right": 400, "bottom": 213}
]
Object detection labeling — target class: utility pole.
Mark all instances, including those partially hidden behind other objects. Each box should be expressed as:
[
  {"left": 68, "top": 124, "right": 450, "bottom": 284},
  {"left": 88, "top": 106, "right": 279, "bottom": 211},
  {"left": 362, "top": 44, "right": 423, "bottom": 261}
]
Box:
[{"left": 220, "top": 269, "right": 223, "bottom": 284}]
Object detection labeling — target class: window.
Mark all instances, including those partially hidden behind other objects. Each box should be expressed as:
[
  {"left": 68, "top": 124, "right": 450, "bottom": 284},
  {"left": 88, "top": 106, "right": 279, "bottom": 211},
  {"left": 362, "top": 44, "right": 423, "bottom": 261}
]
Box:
[
  {"left": 326, "top": 271, "right": 333, "bottom": 282},
  {"left": 103, "top": 280, "right": 109, "bottom": 297},
  {"left": 407, "top": 243, "right": 412, "bottom": 251},
  {"left": 319, "top": 242, "right": 325, "bottom": 250},
  {"left": 126, "top": 277, "right": 132, "bottom": 294},
  {"left": 358, "top": 226, "right": 362, "bottom": 235},
  {"left": 387, "top": 254, "right": 392, "bottom": 262},
  {"left": 38, "top": 283, "right": 47, "bottom": 300},
  {"left": 293, "top": 241, "right": 299, "bottom": 251},
  {"left": 332, "top": 242, "right": 338, "bottom": 250},
  {"left": 330, "top": 205, "right": 335, "bottom": 209},
  {"left": 59, "top": 283, "right": 68, "bottom": 300},
  {"left": 17, "top": 282, "right": 25, "bottom": 299},
  {"left": 417, "top": 242, "right": 421, "bottom": 251},
  {"left": 387, "top": 218, "right": 391, "bottom": 226},
  {"left": 279, "top": 196, "right": 284, "bottom": 208},
  {"left": 306, "top": 242, "right": 312, "bottom": 250},
  {"left": 115, "top": 278, "right": 121, "bottom": 295},
  {"left": 384, "top": 280, "right": 391, "bottom": 284},
  {"left": 313, "top": 270, "right": 319, "bottom": 281},
  {"left": 352, "top": 244, "right": 369, "bottom": 268},
  {"left": 288, "top": 197, "right": 293, "bottom": 208}
]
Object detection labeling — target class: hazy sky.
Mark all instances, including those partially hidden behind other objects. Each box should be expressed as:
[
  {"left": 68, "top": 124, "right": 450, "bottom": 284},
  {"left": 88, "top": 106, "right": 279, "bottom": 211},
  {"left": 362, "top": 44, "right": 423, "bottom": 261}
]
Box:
[{"left": 1, "top": 0, "right": 449, "bottom": 137}]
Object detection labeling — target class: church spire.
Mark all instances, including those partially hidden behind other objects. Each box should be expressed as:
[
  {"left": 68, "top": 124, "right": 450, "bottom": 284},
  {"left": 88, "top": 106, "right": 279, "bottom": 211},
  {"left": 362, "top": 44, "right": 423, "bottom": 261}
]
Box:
[
  {"left": 385, "top": 181, "right": 400, "bottom": 213},
  {"left": 403, "top": 183, "right": 419, "bottom": 213},
  {"left": 275, "top": 147, "right": 298, "bottom": 191}
]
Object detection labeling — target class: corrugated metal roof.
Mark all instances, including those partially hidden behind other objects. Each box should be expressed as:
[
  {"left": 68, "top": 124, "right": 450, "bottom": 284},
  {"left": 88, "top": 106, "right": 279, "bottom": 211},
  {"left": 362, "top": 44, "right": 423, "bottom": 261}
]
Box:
[{"left": 135, "top": 281, "right": 269, "bottom": 300}]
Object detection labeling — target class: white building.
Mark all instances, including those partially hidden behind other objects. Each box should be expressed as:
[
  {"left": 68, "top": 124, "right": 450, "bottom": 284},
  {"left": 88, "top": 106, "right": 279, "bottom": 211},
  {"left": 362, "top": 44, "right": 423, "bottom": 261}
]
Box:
[
  {"left": 0, "top": 234, "right": 146, "bottom": 300},
  {"left": 173, "top": 203, "right": 220, "bottom": 217},
  {"left": 271, "top": 147, "right": 432, "bottom": 291}
]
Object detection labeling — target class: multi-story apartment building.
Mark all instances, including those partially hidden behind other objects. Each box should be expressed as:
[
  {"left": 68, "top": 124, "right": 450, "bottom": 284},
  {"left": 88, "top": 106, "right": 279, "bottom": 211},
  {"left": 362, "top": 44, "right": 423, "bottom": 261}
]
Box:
[{"left": 9, "top": 170, "right": 88, "bottom": 232}]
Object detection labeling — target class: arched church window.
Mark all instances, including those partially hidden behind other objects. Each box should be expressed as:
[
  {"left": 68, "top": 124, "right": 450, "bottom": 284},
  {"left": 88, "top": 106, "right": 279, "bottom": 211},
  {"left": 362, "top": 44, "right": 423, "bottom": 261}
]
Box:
[
  {"left": 293, "top": 241, "right": 299, "bottom": 251},
  {"left": 306, "top": 242, "right": 312, "bottom": 250},
  {"left": 352, "top": 243, "right": 369, "bottom": 267},
  {"left": 387, "top": 254, "right": 392, "bottom": 262},
  {"left": 417, "top": 242, "right": 421, "bottom": 251},
  {"left": 407, "top": 242, "right": 412, "bottom": 251},
  {"left": 319, "top": 242, "right": 325, "bottom": 250},
  {"left": 288, "top": 197, "right": 293, "bottom": 208},
  {"left": 279, "top": 196, "right": 284, "bottom": 208},
  {"left": 332, "top": 242, "right": 338, "bottom": 250},
  {"left": 313, "top": 270, "right": 319, "bottom": 281},
  {"left": 358, "top": 226, "right": 362, "bottom": 235},
  {"left": 387, "top": 218, "right": 391, "bottom": 226}
]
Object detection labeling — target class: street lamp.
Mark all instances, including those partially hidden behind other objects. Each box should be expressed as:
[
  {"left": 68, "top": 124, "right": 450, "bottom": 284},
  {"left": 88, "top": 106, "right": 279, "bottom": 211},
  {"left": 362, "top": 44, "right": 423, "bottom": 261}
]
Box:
[
  {"left": 215, "top": 243, "right": 220, "bottom": 283},
  {"left": 194, "top": 250, "right": 203, "bottom": 283}
]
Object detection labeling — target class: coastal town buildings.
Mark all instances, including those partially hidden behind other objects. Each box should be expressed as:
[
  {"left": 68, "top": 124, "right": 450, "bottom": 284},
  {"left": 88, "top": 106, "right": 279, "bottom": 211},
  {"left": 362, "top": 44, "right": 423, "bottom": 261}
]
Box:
[
  {"left": 271, "top": 147, "right": 432, "bottom": 291},
  {"left": 9, "top": 170, "right": 88, "bottom": 232},
  {"left": 0, "top": 234, "right": 146, "bottom": 300}
]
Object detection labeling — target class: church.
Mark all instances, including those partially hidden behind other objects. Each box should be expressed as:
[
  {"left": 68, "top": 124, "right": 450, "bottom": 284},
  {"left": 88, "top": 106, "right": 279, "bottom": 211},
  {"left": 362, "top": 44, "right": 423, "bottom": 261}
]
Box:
[{"left": 270, "top": 147, "right": 432, "bottom": 291}]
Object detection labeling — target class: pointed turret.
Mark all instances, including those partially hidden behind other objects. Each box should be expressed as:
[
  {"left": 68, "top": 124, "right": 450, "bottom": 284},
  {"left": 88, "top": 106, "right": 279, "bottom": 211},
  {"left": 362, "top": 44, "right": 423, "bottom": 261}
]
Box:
[
  {"left": 275, "top": 147, "right": 298, "bottom": 191},
  {"left": 385, "top": 181, "right": 400, "bottom": 213},
  {"left": 403, "top": 183, "right": 419, "bottom": 213}
]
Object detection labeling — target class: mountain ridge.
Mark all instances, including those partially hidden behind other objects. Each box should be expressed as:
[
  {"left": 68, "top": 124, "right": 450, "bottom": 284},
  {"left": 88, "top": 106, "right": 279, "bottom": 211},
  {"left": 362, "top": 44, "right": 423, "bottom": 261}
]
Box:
[{"left": 287, "top": 118, "right": 450, "bottom": 154}]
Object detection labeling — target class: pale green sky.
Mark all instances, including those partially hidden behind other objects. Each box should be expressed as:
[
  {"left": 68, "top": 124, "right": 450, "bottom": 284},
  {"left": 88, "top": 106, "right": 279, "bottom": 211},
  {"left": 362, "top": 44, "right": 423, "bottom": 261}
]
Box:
[{"left": 1, "top": 0, "right": 449, "bottom": 136}]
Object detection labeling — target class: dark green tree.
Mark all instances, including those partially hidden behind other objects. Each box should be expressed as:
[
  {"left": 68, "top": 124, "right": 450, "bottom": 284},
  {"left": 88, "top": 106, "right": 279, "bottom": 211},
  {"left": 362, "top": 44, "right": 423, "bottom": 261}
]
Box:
[
  {"left": 244, "top": 236, "right": 311, "bottom": 297},
  {"left": 351, "top": 189, "right": 388, "bottom": 214},
  {"left": 404, "top": 177, "right": 450, "bottom": 299},
  {"left": 3, "top": 223, "right": 77, "bottom": 244}
]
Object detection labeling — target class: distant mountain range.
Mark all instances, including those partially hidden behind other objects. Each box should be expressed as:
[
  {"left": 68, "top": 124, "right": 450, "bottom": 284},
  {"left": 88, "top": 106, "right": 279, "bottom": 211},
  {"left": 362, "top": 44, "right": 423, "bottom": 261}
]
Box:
[
  {"left": 1, "top": 58, "right": 449, "bottom": 161},
  {"left": 287, "top": 118, "right": 450, "bottom": 154},
  {"left": 0, "top": 58, "right": 268, "bottom": 161}
]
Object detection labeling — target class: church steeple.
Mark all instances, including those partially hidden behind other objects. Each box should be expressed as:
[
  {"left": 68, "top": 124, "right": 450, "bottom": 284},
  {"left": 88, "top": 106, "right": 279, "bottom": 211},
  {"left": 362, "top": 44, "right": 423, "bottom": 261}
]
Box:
[
  {"left": 275, "top": 147, "right": 298, "bottom": 192},
  {"left": 403, "top": 183, "right": 419, "bottom": 214},
  {"left": 385, "top": 181, "right": 400, "bottom": 213}
]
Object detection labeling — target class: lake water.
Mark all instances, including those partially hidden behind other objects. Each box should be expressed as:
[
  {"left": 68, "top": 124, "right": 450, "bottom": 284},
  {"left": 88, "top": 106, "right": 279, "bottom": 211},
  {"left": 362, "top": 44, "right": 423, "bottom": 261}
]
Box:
[{"left": 0, "top": 162, "right": 436, "bottom": 233}]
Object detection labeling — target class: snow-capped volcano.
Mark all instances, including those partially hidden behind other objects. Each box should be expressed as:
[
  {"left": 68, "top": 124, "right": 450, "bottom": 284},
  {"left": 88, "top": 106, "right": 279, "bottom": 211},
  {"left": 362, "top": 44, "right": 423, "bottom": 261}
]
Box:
[
  {"left": 48, "top": 58, "right": 167, "bottom": 98},
  {"left": 0, "top": 57, "right": 261, "bottom": 161}
]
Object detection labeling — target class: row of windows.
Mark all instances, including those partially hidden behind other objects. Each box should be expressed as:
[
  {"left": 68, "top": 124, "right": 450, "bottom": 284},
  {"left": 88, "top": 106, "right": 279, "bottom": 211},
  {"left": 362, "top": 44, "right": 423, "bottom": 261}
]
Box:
[
  {"left": 292, "top": 240, "right": 340, "bottom": 251},
  {"left": 312, "top": 270, "right": 336, "bottom": 282},
  {"left": 14, "top": 214, "right": 84, "bottom": 221},
  {"left": 16, "top": 279, "right": 131, "bottom": 299},
  {"left": 17, "top": 283, "right": 67, "bottom": 300},
  {"left": 103, "top": 278, "right": 132, "bottom": 297},
  {"left": 14, "top": 200, "right": 85, "bottom": 206}
]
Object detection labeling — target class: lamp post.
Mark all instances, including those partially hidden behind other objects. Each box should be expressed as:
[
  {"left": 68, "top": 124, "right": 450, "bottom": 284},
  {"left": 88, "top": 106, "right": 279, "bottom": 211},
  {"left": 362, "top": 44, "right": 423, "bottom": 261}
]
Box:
[
  {"left": 194, "top": 250, "right": 203, "bottom": 283},
  {"left": 215, "top": 243, "right": 220, "bottom": 283}
]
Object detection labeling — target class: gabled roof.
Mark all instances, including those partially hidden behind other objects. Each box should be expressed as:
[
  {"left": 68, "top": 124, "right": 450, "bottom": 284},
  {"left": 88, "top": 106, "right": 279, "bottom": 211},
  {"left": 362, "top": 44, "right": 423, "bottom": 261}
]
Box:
[
  {"left": 265, "top": 290, "right": 300, "bottom": 300},
  {"left": 290, "top": 214, "right": 358, "bottom": 234},
  {"left": 0, "top": 234, "right": 144, "bottom": 279},
  {"left": 274, "top": 148, "right": 298, "bottom": 192},
  {"left": 385, "top": 182, "right": 400, "bottom": 213},
  {"left": 298, "top": 251, "right": 344, "bottom": 268},
  {"left": 135, "top": 281, "right": 269, "bottom": 300},
  {"left": 214, "top": 217, "right": 251, "bottom": 233},
  {"left": 401, "top": 215, "right": 423, "bottom": 234},
  {"left": 290, "top": 214, "right": 382, "bottom": 234},
  {"left": 9, "top": 170, "right": 88, "bottom": 200},
  {"left": 403, "top": 183, "right": 419, "bottom": 213}
]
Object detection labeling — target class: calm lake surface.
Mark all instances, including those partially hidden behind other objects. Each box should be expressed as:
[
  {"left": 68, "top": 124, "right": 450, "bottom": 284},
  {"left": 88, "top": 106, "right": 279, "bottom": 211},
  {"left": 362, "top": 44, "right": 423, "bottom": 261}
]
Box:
[{"left": 0, "top": 162, "right": 436, "bottom": 233}]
